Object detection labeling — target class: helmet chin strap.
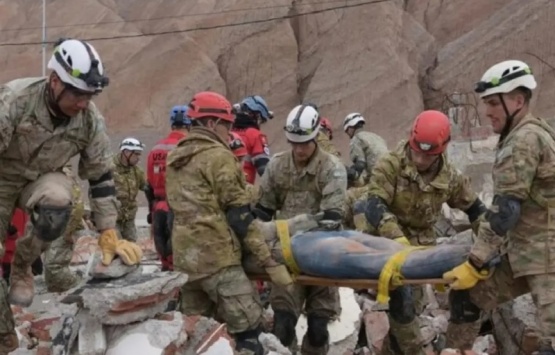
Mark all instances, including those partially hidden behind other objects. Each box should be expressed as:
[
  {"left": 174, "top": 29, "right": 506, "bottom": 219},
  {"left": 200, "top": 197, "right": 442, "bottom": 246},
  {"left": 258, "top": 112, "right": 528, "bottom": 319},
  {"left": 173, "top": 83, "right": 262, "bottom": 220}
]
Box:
[
  {"left": 498, "top": 93, "right": 521, "bottom": 140},
  {"left": 45, "top": 73, "right": 70, "bottom": 121}
]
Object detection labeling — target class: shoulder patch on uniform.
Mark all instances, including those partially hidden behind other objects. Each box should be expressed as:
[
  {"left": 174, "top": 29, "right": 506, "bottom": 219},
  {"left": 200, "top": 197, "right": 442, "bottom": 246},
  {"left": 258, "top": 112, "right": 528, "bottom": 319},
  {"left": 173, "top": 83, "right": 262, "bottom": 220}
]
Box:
[{"left": 263, "top": 146, "right": 270, "bottom": 155}]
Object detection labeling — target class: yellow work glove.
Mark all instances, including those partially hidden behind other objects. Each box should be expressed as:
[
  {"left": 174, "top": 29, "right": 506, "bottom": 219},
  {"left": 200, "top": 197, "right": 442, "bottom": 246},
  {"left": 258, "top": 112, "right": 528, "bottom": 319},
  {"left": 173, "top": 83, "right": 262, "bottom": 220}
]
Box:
[
  {"left": 98, "top": 229, "right": 143, "bottom": 266},
  {"left": 394, "top": 236, "right": 411, "bottom": 246},
  {"left": 264, "top": 259, "right": 293, "bottom": 287},
  {"left": 443, "top": 261, "right": 489, "bottom": 290}
]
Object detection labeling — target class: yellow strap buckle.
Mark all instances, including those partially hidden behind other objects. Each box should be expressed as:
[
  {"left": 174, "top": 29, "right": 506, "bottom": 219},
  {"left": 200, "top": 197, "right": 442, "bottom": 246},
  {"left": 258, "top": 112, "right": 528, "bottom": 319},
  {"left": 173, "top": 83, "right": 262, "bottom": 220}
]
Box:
[{"left": 276, "top": 220, "right": 301, "bottom": 276}]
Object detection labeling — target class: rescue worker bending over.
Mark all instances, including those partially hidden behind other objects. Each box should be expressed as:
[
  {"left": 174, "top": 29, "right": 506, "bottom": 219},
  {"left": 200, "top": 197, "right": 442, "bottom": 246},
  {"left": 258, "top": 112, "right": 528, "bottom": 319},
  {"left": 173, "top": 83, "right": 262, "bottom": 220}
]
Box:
[
  {"left": 145, "top": 105, "right": 191, "bottom": 271},
  {"left": 343, "top": 113, "right": 388, "bottom": 186},
  {"left": 316, "top": 117, "right": 341, "bottom": 157},
  {"left": 0, "top": 38, "right": 142, "bottom": 353},
  {"left": 232, "top": 95, "right": 273, "bottom": 183},
  {"left": 256, "top": 104, "right": 348, "bottom": 354},
  {"left": 113, "top": 137, "right": 147, "bottom": 242},
  {"left": 362, "top": 110, "right": 486, "bottom": 355},
  {"left": 165, "top": 91, "right": 292, "bottom": 355},
  {"left": 442, "top": 60, "right": 555, "bottom": 355}
]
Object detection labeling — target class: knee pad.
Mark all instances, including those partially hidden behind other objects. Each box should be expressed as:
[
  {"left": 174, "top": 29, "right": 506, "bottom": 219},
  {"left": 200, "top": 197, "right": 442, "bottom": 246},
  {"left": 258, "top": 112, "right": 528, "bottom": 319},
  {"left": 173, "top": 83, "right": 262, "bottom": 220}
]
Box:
[
  {"left": 306, "top": 314, "right": 329, "bottom": 348},
  {"left": 449, "top": 290, "right": 481, "bottom": 323},
  {"left": 389, "top": 286, "right": 416, "bottom": 324},
  {"left": 31, "top": 204, "right": 72, "bottom": 242},
  {"left": 234, "top": 327, "right": 264, "bottom": 355},
  {"left": 272, "top": 310, "right": 297, "bottom": 347}
]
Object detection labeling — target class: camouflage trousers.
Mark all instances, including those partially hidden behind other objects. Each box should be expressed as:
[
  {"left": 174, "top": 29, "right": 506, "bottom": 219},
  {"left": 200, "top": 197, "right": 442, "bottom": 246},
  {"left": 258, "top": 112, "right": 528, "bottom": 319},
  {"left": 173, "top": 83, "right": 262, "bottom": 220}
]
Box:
[
  {"left": 0, "top": 172, "right": 73, "bottom": 342},
  {"left": 179, "top": 265, "right": 263, "bottom": 334},
  {"left": 270, "top": 283, "right": 340, "bottom": 354},
  {"left": 43, "top": 199, "right": 85, "bottom": 292},
  {"left": 445, "top": 256, "right": 555, "bottom": 349},
  {"left": 116, "top": 218, "right": 137, "bottom": 242}
]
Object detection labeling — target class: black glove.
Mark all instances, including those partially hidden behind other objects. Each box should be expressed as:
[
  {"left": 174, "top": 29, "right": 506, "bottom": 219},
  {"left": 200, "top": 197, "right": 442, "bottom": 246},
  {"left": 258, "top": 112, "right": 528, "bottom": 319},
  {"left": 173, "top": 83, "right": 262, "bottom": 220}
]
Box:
[
  {"left": 346, "top": 166, "right": 358, "bottom": 183},
  {"left": 147, "top": 213, "right": 152, "bottom": 225}
]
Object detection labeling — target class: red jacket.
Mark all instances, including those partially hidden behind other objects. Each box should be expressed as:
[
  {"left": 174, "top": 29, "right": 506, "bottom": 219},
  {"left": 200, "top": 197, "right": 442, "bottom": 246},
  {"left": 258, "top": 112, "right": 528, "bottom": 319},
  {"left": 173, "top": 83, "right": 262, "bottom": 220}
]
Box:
[
  {"left": 147, "top": 131, "right": 187, "bottom": 202},
  {"left": 2, "top": 208, "right": 28, "bottom": 264},
  {"left": 231, "top": 127, "right": 270, "bottom": 184}
]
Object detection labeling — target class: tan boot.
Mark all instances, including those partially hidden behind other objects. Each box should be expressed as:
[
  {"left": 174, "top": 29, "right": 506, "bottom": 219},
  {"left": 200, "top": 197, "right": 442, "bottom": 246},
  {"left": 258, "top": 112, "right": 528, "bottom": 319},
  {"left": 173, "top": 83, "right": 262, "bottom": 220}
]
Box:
[
  {"left": 8, "top": 266, "right": 34, "bottom": 307},
  {"left": 0, "top": 330, "right": 18, "bottom": 354}
]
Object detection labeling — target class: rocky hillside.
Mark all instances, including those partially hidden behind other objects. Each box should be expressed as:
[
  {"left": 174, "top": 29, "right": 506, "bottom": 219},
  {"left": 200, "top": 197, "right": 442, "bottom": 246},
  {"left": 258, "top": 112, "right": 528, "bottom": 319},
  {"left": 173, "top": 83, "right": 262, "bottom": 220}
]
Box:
[{"left": 0, "top": 0, "right": 554, "bottom": 156}]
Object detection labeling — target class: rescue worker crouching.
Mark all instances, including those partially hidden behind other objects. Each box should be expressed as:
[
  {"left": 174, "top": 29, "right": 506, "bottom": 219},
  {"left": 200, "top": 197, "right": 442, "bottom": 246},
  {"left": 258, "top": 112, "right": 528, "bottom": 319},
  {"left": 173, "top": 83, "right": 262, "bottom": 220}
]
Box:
[
  {"left": 145, "top": 105, "right": 191, "bottom": 271},
  {"left": 113, "top": 137, "right": 147, "bottom": 242},
  {"left": 343, "top": 113, "right": 388, "bottom": 187},
  {"left": 165, "top": 91, "right": 293, "bottom": 355},
  {"left": 316, "top": 117, "right": 341, "bottom": 157},
  {"left": 361, "top": 110, "right": 486, "bottom": 354},
  {"left": 232, "top": 95, "right": 273, "bottom": 184},
  {"left": 256, "top": 104, "right": 348, "bottom": 354},
  {"left": 442, "top": 60, "right": 555, "bottom": 355},
  {"left": 0, "top": 38, "right": 142, "bottom": 353}
]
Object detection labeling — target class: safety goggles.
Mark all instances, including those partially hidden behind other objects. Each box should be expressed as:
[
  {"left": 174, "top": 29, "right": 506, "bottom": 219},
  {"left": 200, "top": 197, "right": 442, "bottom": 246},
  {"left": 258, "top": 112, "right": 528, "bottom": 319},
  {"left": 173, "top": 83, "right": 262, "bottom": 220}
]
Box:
[
  {"left": 53, "top": 38, "right": 110, "bottom": 90},
  {"left": 474, "top": 67, "right": 531, "bottom": 94}
]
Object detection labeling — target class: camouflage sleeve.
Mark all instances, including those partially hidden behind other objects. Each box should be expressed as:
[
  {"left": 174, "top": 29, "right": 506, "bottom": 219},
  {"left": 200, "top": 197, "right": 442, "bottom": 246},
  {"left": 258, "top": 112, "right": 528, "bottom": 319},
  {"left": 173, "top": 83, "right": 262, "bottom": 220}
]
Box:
[
  {"left": 471, "top": 132, "right": 541, "bottom": 263},
  {"left": 319, "top": 158, "right": 348, "bottom": 216},
  {"left": 0, "top": 86, "right": 17, "bottom": 155},
  {"left": 367, "top": 153, "right": 405, "bottom": 238},
  {"left": 349, "top": 137, "right": 364, "bottom": 165},
  {"left": 258, "top": 157, "right": 279, "bottom": 210},
  {"left": 446, "top": 171, "right": 478, "bottom": 211},
  {"left": 138, "top": 166, "right": 148, "bottom": 191},
  {"left": 364, "top": 145, "right": 380, "bottom": 173},
  {"left": 78, "top": 105, "right": 118, "bottom": 231},
  {"left": 209, "top": 150, "right": 271, "bottom": 265}
]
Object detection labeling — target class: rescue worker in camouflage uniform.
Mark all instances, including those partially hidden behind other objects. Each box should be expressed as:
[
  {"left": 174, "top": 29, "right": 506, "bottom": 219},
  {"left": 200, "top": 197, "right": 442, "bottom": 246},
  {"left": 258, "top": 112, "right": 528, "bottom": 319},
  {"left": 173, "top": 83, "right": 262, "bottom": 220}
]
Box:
[
  {"left": 316, "top": 117, "right": 341, "bottom": 157},
  {"left": 256, "top": 104, "right": 348, "bottom": 354},
  {"left": 343, "top": 113, "right": 388, "bottom": 187},
  {"left": 165, "top": 91, "right": 293, "bottom": 355},
  {"left": 42, "top": 163, "right": 86, "bottom": 292},
  {"left": 442, "top": 60, "right": 555, "bottom": 354},
  {"left": 113, "top": 137, "right": 147, "bottom": 242},
  {"left": 0, "top": 38, "right": 142, "bottom": 353},
  {"left": 362, "top": 110, "right": 486, "bottom": 355}
]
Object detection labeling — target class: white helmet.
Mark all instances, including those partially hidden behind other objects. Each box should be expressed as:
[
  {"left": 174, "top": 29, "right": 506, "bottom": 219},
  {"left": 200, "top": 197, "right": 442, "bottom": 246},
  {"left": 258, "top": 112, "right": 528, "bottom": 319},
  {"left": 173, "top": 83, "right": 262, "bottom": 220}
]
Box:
[
  {"left": 47, "top": 38, "right": 109, "bottom": 93},
  {"left": 119, "top": 137, "right": 145, "bottom": 152},
  {"left": 475, "top": 60, "right": 536, "bottom": 98},
  {"left": 343, "top": 113, "right": 365, "bottom": 132},
  {"left": 284, "top": 105, "right": 320, "bottom": 143}
]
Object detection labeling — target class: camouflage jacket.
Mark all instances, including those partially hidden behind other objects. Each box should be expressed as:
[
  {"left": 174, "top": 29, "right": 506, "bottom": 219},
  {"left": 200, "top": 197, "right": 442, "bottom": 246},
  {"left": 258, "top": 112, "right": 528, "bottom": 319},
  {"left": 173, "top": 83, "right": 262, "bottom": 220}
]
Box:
[
  {"left": 472, "top": 114, "right": 555, "bottom": 277},
  {"left": 62, "top": 163, "right": 85, "bottom": 234},
  {"left": 0, "top": 77, "right": 117, "bottom": 230},
  {"left": 258, "top": 146, "right": 347, "bottom": 219},
  {"left": 368, "top": 140, "right": 478, "bottom": 245},
  {"left": 165, "top": 127, "right": 271, "bottom": 280},
  {"left": 113, "top": 155, "right": 146, "bottom": 222},
  {"left": 316, "top": 131, "right": 341, "bottom": 157},
  {"left": 350, "top": 129, "right": 388, "bottom": 183}
]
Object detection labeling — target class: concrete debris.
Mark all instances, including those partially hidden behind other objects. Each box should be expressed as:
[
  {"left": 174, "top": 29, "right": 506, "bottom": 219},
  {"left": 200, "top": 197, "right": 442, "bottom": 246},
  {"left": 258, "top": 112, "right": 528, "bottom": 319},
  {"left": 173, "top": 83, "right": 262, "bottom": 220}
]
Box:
[
  {"left": 50, "top": 314, "right": 79, "bottom": 355},
  {"left": 77, "top": 310, "right": 106, "bottom": 355},
  {"left": 88, "top": 252, "right": 139, "bottom": 279},
  {"left": 60, "top": 271, "right": 187, "bottom": 325},
  {"left": 259, "top": 332, "right": 293, "bottom": 355}
]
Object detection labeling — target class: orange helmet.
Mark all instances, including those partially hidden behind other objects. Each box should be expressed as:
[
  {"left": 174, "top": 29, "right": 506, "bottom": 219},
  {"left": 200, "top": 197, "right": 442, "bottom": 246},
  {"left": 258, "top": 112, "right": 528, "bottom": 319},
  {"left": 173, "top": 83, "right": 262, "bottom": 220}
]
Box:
[
  {"left": 187, "top": 91, "right": 234, "bottom": 122},
  {"left": 229, "top": 132, "right": 247, "bottom": 158},
  {"left": 409, "top": 110, "right": 451, "bottom": 155},
  {"left": 320, "top": 117, "right": 333, "bottom": 140}
]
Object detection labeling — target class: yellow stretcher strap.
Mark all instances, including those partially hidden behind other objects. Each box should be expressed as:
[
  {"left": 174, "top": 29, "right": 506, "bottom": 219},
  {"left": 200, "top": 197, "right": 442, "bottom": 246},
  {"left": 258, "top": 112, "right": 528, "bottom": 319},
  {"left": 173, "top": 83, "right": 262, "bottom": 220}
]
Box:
[
  {"left": 276, "top": 220, "right": 301, "bottom": 276},
  {"left": 377, "top": 246, "right": 427, "bottom": 304}
]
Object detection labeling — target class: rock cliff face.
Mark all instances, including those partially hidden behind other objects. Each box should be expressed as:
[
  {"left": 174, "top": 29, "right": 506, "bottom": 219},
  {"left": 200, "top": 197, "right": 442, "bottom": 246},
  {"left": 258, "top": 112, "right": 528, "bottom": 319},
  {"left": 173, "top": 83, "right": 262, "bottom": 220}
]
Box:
[{"left": 0, "top": 0, "right": 554, "bottom": 155}]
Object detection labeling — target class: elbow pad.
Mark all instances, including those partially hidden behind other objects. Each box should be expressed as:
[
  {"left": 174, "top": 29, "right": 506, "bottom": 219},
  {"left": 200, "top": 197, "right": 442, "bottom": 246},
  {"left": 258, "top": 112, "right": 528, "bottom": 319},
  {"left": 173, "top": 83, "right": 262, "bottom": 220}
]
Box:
[
  {"left": 365, "top": 195, "right": 390, "bottom": 229},
  {"left": 255, "top": 158, "right": 269, "bottom": 177},
  {"left": 486, "top": 195, "right": 521, "bottom": 236},
  {"left": 226, "top": 205, "right": 255, "bottom": 239},
  {"left": 88, "top": 171, "right": 116, "bottom": 198},
  {"left": 464, "top": 198, "right": 487, "bottom": 223},
  {"left": 353, "top": 159, "right": 367, "bottom": 174},
  {"left": 322, "top": 209, "right": 342, "bottom": 221}
]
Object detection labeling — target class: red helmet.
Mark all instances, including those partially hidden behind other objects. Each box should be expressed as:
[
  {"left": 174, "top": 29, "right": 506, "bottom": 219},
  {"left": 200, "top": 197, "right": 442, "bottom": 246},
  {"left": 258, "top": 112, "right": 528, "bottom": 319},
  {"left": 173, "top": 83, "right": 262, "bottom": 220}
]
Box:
[
  {"left": 187, "top": 91, "right": 234, "bottom": 122},
  {"left": 320, "top": 117, "right": 333, "bottom": 139},
  {"left": 409, "top": 110, "right": 451, "bottom": 155},
  {"left": 228, "top": 132, "right": 247, "bottom": 158}
]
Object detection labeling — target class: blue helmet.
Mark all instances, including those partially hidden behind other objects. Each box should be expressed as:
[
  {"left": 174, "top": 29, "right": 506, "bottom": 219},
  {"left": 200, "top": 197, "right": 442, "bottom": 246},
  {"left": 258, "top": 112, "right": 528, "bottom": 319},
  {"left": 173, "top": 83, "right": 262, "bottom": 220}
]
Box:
[
  {"left": 240, "top": 95, "right": 272, "bottom": 121},
  {"left": 170, "top": 105, "right": 191, "bottom": 127}
]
